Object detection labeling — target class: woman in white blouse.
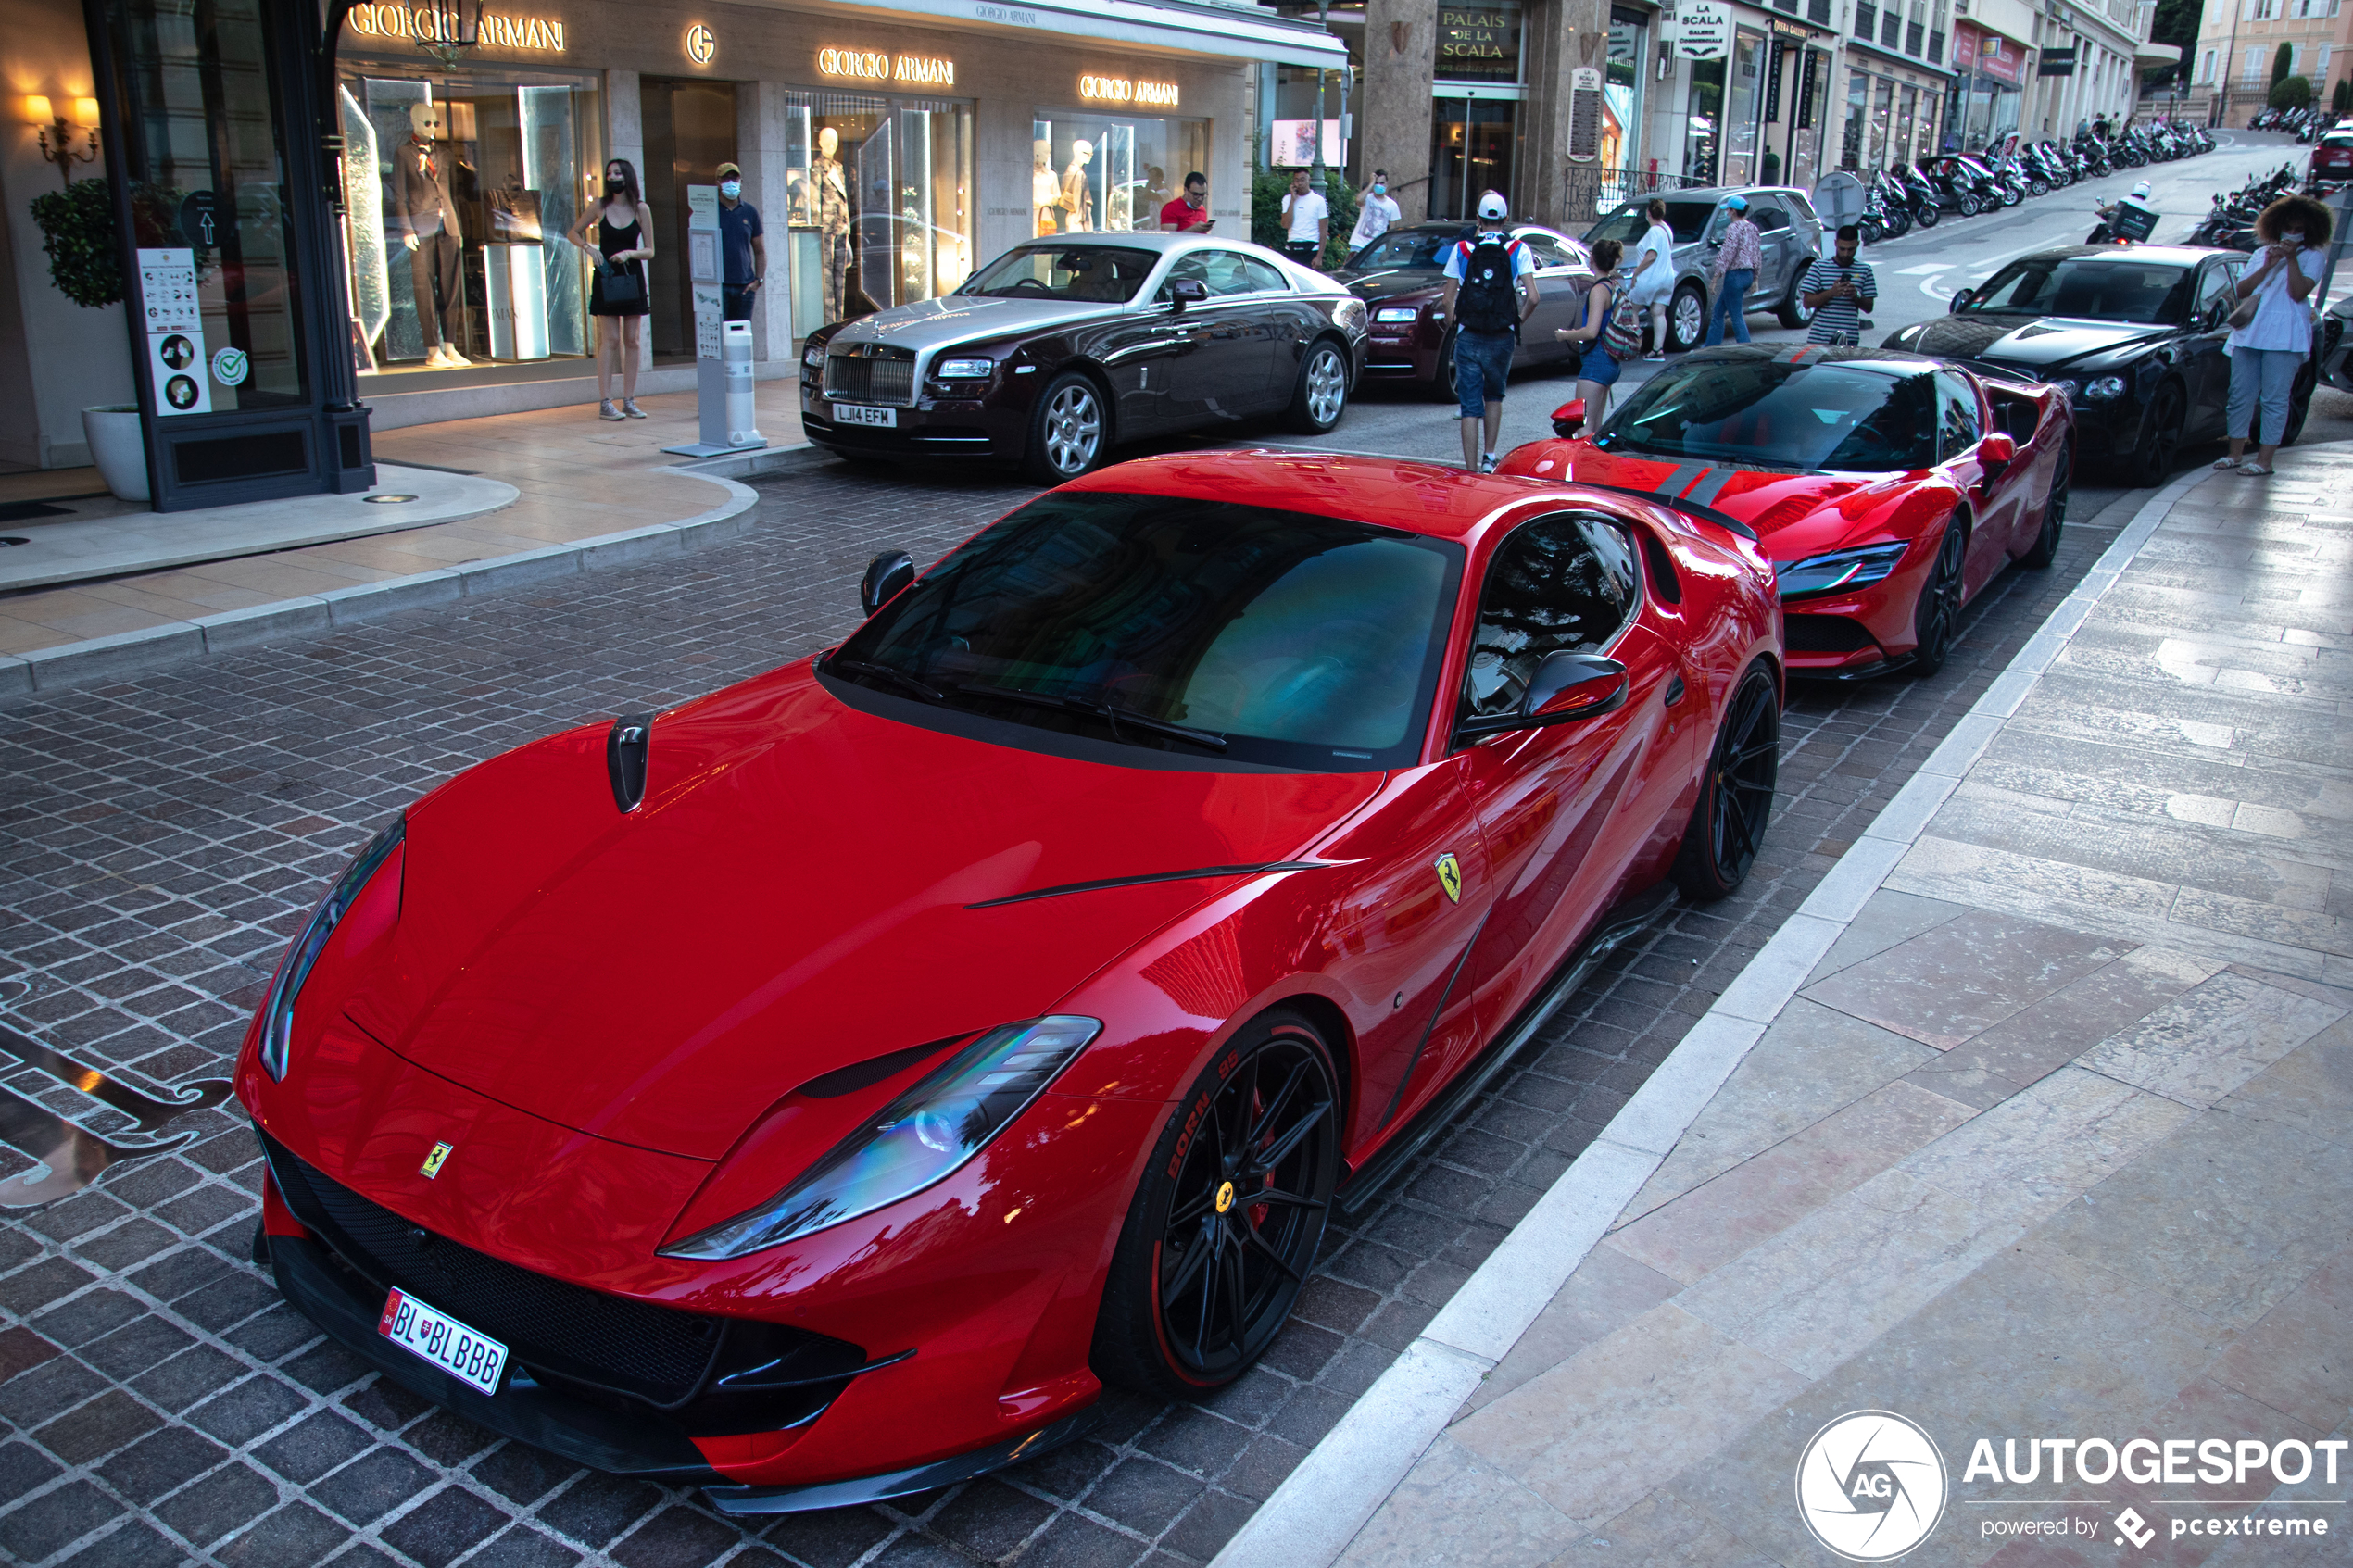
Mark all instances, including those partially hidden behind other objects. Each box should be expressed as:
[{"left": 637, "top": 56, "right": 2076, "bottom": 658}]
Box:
[{"left": 2216, "top": 194, "right": 2328, "bottom": 477}]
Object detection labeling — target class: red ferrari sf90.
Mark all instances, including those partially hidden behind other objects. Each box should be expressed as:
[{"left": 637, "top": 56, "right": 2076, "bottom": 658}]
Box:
[
  {"left": 235, "top": 451, "right": 1781, "bottom": 1512},
  {"left": 1500, "top": 345, "right": 2072, "bottom": 679}
]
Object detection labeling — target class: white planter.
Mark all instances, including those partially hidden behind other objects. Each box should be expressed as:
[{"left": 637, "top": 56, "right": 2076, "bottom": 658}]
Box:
[{"left": 82, "top": 406, "right": 150, "bottom": 502}]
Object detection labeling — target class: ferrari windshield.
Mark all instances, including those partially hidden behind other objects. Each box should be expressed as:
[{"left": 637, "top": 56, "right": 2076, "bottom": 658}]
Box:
[
  {"left": 957, "top": 245, "right": 1160, "bottom": 303},
  {"left": 1962, "top": 256, "right": 2194, "bottom": 323},
  {"left": 1595, "top": 357, "right": 1938, "bottom": 472},
  {"left": 829, "top": 493, "right": 1463, "bottom": 771}
]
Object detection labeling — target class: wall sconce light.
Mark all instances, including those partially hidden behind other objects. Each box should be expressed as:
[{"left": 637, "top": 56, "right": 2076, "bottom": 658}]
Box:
[{"left": 24, "top": 94, "right": 100, "bottom": 184}]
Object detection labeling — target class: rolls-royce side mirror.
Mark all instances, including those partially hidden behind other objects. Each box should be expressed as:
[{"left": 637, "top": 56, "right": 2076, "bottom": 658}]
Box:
[
  {"left": 1950, "top": 288, "right": 1974, "bottom": 313},
  {"left": 1551, "top": 397, "right": 1587, "bottom": 437},
  {"left": 861, "top": 550, "right": 916, "bottom": 616},
  {"left": 1166, "top": 278, "right": 1208, "bottom": 310}
]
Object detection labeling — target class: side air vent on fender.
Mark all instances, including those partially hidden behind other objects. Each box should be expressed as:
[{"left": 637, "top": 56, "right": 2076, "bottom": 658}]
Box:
[{"left": 607, "top": 711, "right": 655, "bottom": 812}]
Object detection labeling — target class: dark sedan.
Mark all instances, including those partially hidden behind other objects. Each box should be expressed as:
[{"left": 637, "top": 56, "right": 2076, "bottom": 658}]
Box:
[
  {"left": 1333, "top": 222, "right": 1595, "bottom": 399},
  {"left": 1882, "top": 245, "right": 2321, "bottom": 484},
  {"left": 799, "top": 235, "right": 1366, "bottom": 483}
]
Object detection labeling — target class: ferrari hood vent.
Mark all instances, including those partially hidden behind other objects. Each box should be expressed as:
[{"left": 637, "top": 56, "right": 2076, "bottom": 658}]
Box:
[{"left": 607, "top": 711, "right": 655, "bottom": 813}]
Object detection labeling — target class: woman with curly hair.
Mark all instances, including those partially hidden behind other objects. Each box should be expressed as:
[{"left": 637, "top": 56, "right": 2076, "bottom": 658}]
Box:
[{"left": 2216, "top": 194, "right": 2328, "bottom": 476}]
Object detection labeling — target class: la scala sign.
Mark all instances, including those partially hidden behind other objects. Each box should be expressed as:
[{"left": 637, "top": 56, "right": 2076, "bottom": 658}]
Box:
[{"left": 1674, "top": 0, "right": 1732, "bottom": 61}]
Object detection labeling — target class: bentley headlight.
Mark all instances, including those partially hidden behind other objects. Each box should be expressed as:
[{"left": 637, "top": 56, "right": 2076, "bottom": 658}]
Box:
[
  {"left": 1374, "top": 307, "right": 1420, "bottom": 323},
  {"left": 661, "top": 1016, "right": 1102, "bottom": 1260},
  {"left": 2048, "top": 379, "right": 2080, "bottom": 402},
  {"left": 257, "top": 818, "right": 405, "bottom": 1081},
  {"left": 1773, "top": 541, "right": 1912, "bottom": 601},
  {"left": 2084, "top": 374, "right": 2128, "bottom": 401},
  {"left": 935, "top": 357, "right": 994, "bottom": 379}
]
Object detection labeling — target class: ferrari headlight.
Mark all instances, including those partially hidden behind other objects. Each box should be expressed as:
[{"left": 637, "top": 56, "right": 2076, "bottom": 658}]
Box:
[
  {"left": 257, "top": 818, "right": 405, "bottom": 1081},
  {"left": 935, "top": 357, "right": 994, "bottom": 379},
  {"left": 1773, "top": 541, "right": 1912, "bottom": 601},
  {"left": 1373, "top": 307, "right": 1420, "bottom": 323},
  {"left": 2084, "top": 374, "right": 2128, "bottom": 401},
  {"left": 660, "top": 1015, "right": 1102, "bottom": 1260}
]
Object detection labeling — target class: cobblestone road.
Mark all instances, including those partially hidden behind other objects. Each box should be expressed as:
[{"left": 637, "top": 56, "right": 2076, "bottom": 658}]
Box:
[{"left": 0, "top": 460, "right": 2126, "bottom": 1568}]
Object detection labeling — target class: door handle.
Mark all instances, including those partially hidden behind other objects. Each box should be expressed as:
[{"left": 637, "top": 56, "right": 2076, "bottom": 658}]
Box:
[{"left": 1664, "top": 674, "right": 1687, "bottom": 707}]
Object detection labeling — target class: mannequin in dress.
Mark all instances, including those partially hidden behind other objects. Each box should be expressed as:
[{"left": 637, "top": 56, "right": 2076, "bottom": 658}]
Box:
[
  {"left": 1032, "top": 139, "right": 1060, "bottom": 235},
  {"left": 1059, "top": 139, "right": 1094, "bottom": 233},
  {"left": 813, "top": 125, "right": 852, "bottom": 323},
  {"left": 395, "top": 102, "right": 470, "bottom": 366}
]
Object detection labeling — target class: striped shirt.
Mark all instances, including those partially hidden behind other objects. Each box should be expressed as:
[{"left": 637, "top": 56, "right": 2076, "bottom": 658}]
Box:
[{"left": 1802, "top": 257, "right": 1877, "bottom": 344}]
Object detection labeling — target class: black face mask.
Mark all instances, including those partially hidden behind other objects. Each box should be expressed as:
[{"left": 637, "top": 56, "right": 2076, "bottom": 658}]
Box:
[{"left": 605, "top": 178, "right": 624, "bottom": 196}]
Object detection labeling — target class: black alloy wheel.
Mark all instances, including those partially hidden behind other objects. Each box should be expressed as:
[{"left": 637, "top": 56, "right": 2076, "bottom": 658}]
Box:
[
  {"left": 1671, "top": 660, "right": 1780, "bottom": 901},
  {"left": 1092, "top": 1011, "right": 1340, "bottom": 1399},
  {"left": 1909, "top": 516, "right": 1968, "bottom": 679},
  {"left": 2130, "top": 383, "right": 2185, "bottom": 488},
  {"left": 2022, "top": 443, "right": 2070, "bottom": 569},
  {"left": 1022, "top": 370, "right": 1111, "bottom": 484},
  {"left": 1287, "top": 338, "right": 1352, "bottom": 433},
  {"left": 2282, "top": 364, "right": 2317, "bottom": 447}
]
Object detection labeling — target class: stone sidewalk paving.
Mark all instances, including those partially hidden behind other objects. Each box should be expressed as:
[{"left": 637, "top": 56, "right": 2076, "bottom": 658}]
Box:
[{"left": 1241, "top": 451, "right": 2353, "bottom": 1568}]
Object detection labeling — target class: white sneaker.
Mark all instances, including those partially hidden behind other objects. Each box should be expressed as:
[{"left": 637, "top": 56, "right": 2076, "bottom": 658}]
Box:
[
  {"left": 440, "top": 346, "right": 472, "bottom": 367},
  {"left": 1480, "top": 453, "right": 1499, "bottom": 473}
]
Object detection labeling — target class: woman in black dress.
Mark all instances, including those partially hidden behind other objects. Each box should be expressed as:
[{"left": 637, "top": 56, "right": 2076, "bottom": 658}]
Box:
[{"left": 567, "top": 157, "right": 652, "bottom": 420}]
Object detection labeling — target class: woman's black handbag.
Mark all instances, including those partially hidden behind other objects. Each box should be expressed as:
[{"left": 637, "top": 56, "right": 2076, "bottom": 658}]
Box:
[{"left": 599, "top": 264, "right": 643, "bottom": 305}]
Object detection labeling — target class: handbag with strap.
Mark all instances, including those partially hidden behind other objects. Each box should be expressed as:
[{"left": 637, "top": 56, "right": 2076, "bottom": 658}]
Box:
[
  {"left": 599, "top": 263, "right": 644, "bottom": 305},
  {"left": 2227, "top": 291, "right": 2259, "bottom": 331}
]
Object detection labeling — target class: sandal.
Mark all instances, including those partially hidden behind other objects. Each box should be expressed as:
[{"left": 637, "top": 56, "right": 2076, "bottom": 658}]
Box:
[
  {"left": 2212, "top": 455, "right": 2242, "bottom": 470},
  {"left": 2238, "top": 460, "right": 2273, "bottom": 476}
]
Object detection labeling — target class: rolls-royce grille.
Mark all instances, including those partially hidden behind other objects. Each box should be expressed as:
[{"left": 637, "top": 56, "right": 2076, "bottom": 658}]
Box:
[
  {"left": 824, "top": 351, "right": 916, "bottom": 407},
  {"left": 259, "top": 1132, "right": 859, "bottom": 1410}
]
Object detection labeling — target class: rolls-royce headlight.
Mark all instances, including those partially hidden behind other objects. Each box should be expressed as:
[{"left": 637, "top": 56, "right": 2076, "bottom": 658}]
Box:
[
  {"left": 1374, "top": 307, "right": 1420, "bottom": 323},
  {"left": 801, "top": 343, "right": 825, "bottom": 370},
  {"left": 257, "top": 818, "right": 405, "bottom": 1081},
  {"left": 660, "top": 1016, "right": 1102, "bottom": 1259},
  {"left": 936, "top": 358, "right": 994, "bottom": 379}
]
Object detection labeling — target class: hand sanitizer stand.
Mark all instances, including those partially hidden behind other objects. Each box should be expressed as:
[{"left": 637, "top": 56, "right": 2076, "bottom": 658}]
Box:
[{"left": 664, "top": 183, "right": 767, "bottom": 457}]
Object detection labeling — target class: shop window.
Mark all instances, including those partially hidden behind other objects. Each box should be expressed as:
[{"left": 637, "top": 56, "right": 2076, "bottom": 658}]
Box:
[
  {"left": 108, "top": 0, "right": 308, "bottom": 408},
  {"left": 1842, "top": 70, "right": 1868, "bottom": 169},
  {"left": 339, "top": 63, "right": 601, "bottom": 374},
  {"left": 1683, "top": 58, "right": 1725, "bottom": 183},
  {"left": 1727, "top": 32, "right": 1764, "bottom": 186},
  {"left": 1894, "top": 85, "right": 1917, "bottom": 166},
  {"left": 1032, "top": 109, "right": 1204, "bottom": 246},
  {"left": 1604, "top": 8, "right": 1647, "bottom": 171},
  {"left": 1429, "top": 98, "right": 1516, "bottom": 220},
  {"left": 787, "top": 92, "right": 975, "bottom": 337}
]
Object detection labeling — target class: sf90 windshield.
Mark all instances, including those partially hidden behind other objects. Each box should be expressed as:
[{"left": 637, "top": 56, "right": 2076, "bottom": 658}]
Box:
[
  {"left": 1962, "top": 257, "right": 2195, "bottom": 324},
  {"left": 827, "top": 493, "right": 1464, "bottom": 772},
  {"left": 1596, "top": 358, "right": 1937, "bottom": 472}
]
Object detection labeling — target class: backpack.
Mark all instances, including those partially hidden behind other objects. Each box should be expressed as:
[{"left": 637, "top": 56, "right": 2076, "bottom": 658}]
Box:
[
  {"left": 1603, "top": 279, "right": 1647, "bottom": 358},
  {"left": 1454, "top": 235, "right": 1523, "bottom": 334}
]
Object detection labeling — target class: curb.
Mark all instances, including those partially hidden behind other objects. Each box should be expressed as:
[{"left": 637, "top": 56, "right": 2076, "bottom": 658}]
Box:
[
  {"left": 1209, "top": 468, "right": 2209, "bottom": 1568},
  {"left": 0, "top": 446, "right": 823, "bottom": 703}
]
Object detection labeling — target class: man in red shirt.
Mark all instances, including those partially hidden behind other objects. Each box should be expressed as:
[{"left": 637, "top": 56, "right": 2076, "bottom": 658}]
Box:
[{"left": 1158, "top": 171, "right": 1213, "bottom": 233}]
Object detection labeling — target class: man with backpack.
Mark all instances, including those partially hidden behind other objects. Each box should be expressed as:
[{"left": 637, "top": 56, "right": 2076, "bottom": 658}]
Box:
[{"left": 1437, "top": 192, "right": 1541, "bottom": 471}]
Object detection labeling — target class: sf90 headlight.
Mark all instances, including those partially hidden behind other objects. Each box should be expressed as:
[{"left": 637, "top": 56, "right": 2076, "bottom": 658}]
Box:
[
  {"left": 257, "top": 818, "right": 405, "bottom": 1081},
  {"left": 2083, "top": 374, "right": 2128, "bottom": 401},
  {"left": 1373, "top": 306, "right": 1420, "bottom": 323},
  {"left": 1773, "top": 541, "right": 1912, "bottom": 601},
  {"left": 660, "top": 1015, "right": 1102, "bottom": 1260}
]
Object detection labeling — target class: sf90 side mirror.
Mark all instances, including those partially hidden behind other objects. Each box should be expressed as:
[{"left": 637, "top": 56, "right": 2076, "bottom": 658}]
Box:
[
  {"left": 861, "top": 550, "right": 916, "bottom": 616},
  {"left": 1551, "top": 397, "right": 1588, "bottom": 437}
]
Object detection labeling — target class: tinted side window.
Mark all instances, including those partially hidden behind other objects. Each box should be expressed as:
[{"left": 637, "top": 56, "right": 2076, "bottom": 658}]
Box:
[
  {"left": 1235, "top": 256, "right": 1290, "bottom": 294},
  {"left": 1786, "top": 192, "right": 1818, "bottom": 222},
  {"left": 1935, "top": 373, "right": 1982, "bottom": 459},
  {"left": 1517, "top": 233, "right": 1573, "bottom": 270},
  {"left": 1752, "top": 205, "right": 1790, "bottom": 233},
  {"left": 1460, "top": 516, "right": 1638, "bottom": 721}
]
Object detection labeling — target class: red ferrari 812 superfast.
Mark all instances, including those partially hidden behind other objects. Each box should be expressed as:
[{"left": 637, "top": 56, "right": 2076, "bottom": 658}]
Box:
[
  {"left": 1501, "top": 345, "right": 2073, "bottom": 680},
  {"left": 236, "top": 451, "right": 1782, "bottom": 1512}
]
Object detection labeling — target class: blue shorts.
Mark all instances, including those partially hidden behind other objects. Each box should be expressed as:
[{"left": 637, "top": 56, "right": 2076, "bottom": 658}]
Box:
[
  {"left": 1454, "top": 330, "right": 1516, "bottom": 418},
  {"left": 1577, "top": 345, "right": 1621, "bottom": 387}
]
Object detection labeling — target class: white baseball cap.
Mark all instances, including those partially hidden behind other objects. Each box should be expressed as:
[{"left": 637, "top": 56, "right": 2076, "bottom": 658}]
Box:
[{"left": 1478, "top": 192, "right": 1509, "bottom": 220}]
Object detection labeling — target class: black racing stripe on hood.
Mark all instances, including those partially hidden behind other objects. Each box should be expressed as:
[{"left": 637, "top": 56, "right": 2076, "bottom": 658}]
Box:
[{"left": 966, "top": 862, "right": 1332, "bottom": 909}]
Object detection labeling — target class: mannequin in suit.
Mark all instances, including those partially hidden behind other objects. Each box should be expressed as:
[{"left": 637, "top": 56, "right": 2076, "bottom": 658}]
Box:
[
  {"left": 813, "top": 125, "right": 851, "bottom": 323},
  {"left": 395, "top": 102, "right": 470, "bottom": 366}
]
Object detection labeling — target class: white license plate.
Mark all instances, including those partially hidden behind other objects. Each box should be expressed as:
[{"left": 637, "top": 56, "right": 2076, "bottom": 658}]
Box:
[
  {"left": 832, "top": 403, "right": 897, "bottom": 428},
  {"left": 378, "top": 1287, "right": 508, "bottom": 1395}
]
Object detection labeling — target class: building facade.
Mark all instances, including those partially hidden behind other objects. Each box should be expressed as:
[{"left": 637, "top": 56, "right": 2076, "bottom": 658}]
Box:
[{"left": 2183, "top": 0, "right": 2344, "bottom": 127}]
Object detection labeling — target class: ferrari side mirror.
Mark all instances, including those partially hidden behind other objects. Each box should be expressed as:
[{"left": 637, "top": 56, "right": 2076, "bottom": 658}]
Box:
[
  {"left": 1977, "top": 430, "right": 2017, "bottom": 466},
  {"left": 1551, "top": 397, "right": 1587, "bottom": 437},
  {"left": 861, "top": 550, "right": 916, "bottom": 617},
  {"left": 1524, "top": 651, "right": 1629, "bottom": 721}
]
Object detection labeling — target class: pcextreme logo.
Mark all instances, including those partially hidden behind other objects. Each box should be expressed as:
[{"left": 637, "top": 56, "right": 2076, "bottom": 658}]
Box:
[{"left": 1795, "top": 1411, "right": 1948, "bottom": 1561}]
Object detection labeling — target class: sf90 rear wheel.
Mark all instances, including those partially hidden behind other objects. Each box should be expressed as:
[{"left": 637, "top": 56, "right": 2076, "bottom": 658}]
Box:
[{"left": 1093, "top": 1011, "right": 1339, "bottom": 1398}]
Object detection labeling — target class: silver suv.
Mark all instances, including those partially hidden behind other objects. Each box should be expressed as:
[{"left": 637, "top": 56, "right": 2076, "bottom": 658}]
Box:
[{"left": 1582, "top": 185, "right": 1825, "bottom": 351}]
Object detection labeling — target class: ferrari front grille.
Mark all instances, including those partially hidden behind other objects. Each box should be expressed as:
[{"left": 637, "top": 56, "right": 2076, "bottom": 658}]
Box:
[
  {"left": 258, "top": 1132, "right": 861, "bottom": 1411},
  {"left": 824, "top": 349, "right": 916, "bottom": 407}
]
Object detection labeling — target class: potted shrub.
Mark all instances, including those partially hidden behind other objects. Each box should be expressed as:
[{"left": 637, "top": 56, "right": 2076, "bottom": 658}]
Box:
[{"left": 31, "top": 177, "right": 147, "bottom": 500}]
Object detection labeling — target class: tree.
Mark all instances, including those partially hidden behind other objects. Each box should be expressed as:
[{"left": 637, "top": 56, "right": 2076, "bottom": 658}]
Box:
[
  {"left": 2335, "top": 78, "right": 2351, "bottom": 115},
  {"left": 2271, "top": 73, "right": 2313, "bottom": 109},
  {"left": 2143, "top": 0, "right": 2202, "bottom": 92},
  {"left": 2273, "top": 42, "right": 2295, "bottom": 88}
]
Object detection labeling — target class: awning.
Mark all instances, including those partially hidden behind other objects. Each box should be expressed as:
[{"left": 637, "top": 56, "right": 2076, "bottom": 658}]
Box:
[
  {"left": 2134, "top": 41, "right": 2183, "bottom": 66},
  {"left": 762, "top": 0, "right": 1352, "bottom": 68}
]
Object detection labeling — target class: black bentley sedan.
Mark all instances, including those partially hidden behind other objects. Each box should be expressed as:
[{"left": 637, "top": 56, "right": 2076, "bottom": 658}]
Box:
[
  {"left": 799, "top": 235, "right": 1367, "bottom": 483},
  {"left": 1882, "top": 245, "right": 2322, "bottom": 485}
]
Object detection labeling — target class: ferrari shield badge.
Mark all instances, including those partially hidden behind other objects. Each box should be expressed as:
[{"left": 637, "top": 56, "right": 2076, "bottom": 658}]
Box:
[
  {"left": 1434, "top": 852, "right": 1464, "bottom": 904},
  {"left": 419, "top": 1141, "right": 453, "bottom": 1180}
]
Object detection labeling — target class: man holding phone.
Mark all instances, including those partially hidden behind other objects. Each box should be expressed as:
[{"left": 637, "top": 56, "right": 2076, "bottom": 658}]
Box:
[
  {"left": 1159, "top": 171, "right": 1214, "bottom": 233},
  {"left": 1800, "top": 225, "right": 1877, "bottom": 346}
]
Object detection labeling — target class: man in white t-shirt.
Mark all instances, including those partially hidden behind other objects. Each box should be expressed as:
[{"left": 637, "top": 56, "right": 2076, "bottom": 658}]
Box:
[
  {"left": 1281, "top": 169, "right": 1329, "bottom": 269},
  {"left": 1350, "top": 169, "right": 1403, "bottom": 253}
]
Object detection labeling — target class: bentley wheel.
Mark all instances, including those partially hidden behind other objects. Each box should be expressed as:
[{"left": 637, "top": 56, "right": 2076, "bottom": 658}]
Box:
[
  {"left": 1671, "top": 660, "right": 1780, "bottom": 901},
  {"left": 1668, "top": 283, "right": 1707, "bottom": 353},
  {"left": 1022, "top": 371, "right": 1110, "bottom": 484},
  {"left": 2129, "top": 383, "right": 2184, "bottom": 487},
  {"left": 1909, "top": 516, "right": 1968, "bottom": 679},
  {"left": 2022, "top": 444, "right": 2069, "bottom": 569},
  {"left": 1093, "top": 1010, "right": 1339, "bottom": 1399},
  {"left": 1287, "top": 339, "right": 1351, "bottom": 433}
]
